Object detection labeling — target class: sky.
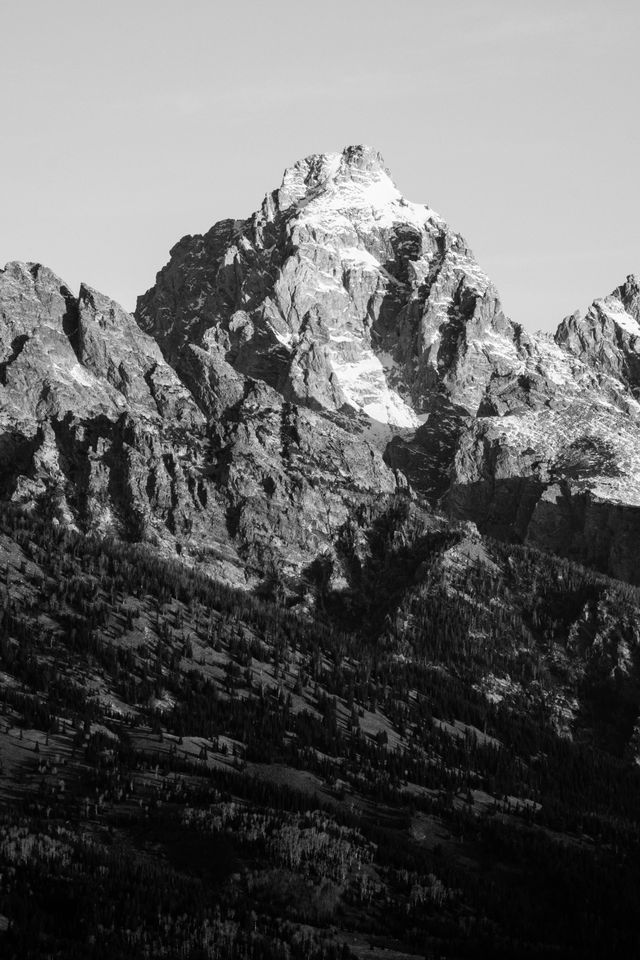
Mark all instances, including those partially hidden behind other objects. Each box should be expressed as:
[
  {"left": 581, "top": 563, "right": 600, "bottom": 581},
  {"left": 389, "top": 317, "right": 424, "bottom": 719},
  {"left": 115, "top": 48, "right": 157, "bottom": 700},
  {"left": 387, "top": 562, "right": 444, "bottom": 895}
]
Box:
[{"left": 2, "top": 0, "right": 639, "bottom": 332}]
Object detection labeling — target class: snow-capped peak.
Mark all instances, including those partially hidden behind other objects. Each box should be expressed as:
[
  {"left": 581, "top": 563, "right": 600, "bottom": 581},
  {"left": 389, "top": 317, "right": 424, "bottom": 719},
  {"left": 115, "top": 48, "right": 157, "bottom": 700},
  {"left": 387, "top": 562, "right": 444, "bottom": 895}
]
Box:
[
  {"left": 276, "top": 145, "right": 439, "bottom": 233},
  {"left": 139, "top": 145, "right": 526, "bottom": 429}
]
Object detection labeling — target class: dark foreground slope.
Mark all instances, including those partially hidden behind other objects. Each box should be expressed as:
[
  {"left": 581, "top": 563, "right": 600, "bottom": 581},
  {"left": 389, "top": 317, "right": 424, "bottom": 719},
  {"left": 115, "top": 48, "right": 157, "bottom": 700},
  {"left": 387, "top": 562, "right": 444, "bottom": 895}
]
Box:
[{"left": 1, "top": 504, "right": 640, "bottom": 959}]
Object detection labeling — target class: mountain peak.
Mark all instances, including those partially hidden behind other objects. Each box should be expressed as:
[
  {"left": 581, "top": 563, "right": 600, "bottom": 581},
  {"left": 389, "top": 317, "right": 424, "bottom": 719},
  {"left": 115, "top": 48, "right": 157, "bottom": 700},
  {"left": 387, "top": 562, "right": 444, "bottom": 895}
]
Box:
[
  {"left": 1, "top": 260, "right": 72, "bottom": 294},
  {"left": 275, "top": 144, "right": 406, "bottom": 217},
  {"left": 554, "top": 272, "right": 640, "bottom": 392},
  {"left": 7, "top": 152, "right": 640, "bottom": 598},
  {"left": 340, "top": 143, "right": 387, "bottom": 169},
  {"left": 614, "top": 273, "right": 640, "bottom": 316},
  {"left": 138, "top": 145, "right": 525, "bottom": 426},
  {"left": 282, "top": 144, "right": 389, "bottom": 188}
]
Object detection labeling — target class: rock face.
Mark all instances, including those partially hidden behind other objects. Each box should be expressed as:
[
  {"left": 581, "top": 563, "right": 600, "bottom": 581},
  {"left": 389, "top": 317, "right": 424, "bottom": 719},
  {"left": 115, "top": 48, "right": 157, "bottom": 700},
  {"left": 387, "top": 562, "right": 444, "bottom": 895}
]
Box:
[
  {"left": 443, "top": 282, "right": 640, "bottom": 581},
  {"left": 3, "top": 145, "right": 640, "bottom": 584},
  {"left": 0, "top": 259, "right": 398, "bottom": 588},
  {"left": 135, "top": 145, "right": 640, "bottom": 582},
  {"left": 555, "top": 274, "right": 640, "bottom": 391},
  {"left": 136, "top": 145, "right": 527, "bottom": 429}
]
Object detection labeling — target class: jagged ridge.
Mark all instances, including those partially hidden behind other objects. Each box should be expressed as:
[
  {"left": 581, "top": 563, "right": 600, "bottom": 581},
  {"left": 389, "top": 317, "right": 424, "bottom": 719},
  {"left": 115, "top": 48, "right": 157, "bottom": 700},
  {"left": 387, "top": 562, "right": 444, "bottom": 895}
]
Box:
[
  {"left": 3, "top": 146, "right": 640, "bottom": 584},
  {"left": 135, "top": 145, "right": 640, "bottom": 582}
]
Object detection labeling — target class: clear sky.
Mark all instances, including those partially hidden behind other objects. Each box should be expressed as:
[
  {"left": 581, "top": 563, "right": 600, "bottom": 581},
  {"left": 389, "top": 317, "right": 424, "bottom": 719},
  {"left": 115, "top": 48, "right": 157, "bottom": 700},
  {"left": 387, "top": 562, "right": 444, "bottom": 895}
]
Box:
[{"left": 2, "top": 0, "right": 639, "bottom": 331}]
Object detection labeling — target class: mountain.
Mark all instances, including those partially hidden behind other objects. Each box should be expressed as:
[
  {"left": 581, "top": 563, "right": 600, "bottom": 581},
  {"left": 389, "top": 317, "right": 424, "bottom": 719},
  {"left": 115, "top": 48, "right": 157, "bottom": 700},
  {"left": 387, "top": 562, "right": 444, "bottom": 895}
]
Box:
[
  {"left": 3, "top": 145, "right": 640, "bottom": 957},
  {"left": 136, "top": 144, "right": 640, "bottom": 583},
  {"left": 0, "top": 259, "right": 398, "bottom": 590},
  {"left": 136, "top": 145, "right": 523, "bottom": 423},
  {"left": 3, "top": 147, "right": 640, "bottom": 588},
  {"left": 556, "top": 273, "right": 640, "bottom": 388}
]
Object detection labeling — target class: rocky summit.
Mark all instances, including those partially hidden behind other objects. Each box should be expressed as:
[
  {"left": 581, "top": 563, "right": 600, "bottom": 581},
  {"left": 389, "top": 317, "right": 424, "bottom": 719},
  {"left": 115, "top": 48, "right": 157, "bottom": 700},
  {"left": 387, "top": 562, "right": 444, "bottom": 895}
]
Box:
[{"left": 2, "top": 145, "right": 640, "bottom": 584}]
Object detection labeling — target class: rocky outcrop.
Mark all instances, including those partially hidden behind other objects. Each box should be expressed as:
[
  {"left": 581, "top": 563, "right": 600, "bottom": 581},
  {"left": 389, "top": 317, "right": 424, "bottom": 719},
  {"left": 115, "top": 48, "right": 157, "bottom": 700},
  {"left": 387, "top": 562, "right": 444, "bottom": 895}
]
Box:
[
  {"left": 444, "top": 324, "right": 640, "bottom": 581},
  {"left": 0, "top": 259, "right": 400, "bottom": 588},
  {"left": 555, "top": 275, "right": 640, "bottom": 393}
]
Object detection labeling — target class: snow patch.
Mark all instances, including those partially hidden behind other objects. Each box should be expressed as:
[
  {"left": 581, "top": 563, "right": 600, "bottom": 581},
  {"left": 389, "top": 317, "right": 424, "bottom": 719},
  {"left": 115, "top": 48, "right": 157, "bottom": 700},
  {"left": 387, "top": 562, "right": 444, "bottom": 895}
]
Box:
[
  {"left": 598, "top": 298, "right": 640, "bottom": 336},
  {"left": 340, "top": 246, "right": 380, "bottom": 269},
  {"left": 67, "top": 362, "right": 99, "bottom": 388},
  {"left": 294, "top": 165, "right": 437, "bottom": 236},
  {"left": 326, "top": 340, "right": 420, "bottom": 429},
  {"left": 271, "top": 327, "right": 294, "bottom": 350}
]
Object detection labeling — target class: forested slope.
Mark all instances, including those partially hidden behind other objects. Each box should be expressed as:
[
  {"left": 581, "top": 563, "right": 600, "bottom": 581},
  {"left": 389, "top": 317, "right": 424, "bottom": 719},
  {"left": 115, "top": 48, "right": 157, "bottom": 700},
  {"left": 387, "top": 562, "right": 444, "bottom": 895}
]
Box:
[{"left": 1, "top": 502, "right": 640, "bottom": 958}]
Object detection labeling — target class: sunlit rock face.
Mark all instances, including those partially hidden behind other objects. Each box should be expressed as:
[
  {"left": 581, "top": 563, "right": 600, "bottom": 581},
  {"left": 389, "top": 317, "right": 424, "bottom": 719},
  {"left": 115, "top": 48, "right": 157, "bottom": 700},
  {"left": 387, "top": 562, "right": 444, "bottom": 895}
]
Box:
[
  {"left": 555, "top": 274, "right": 640, "bottom": 392},
  {"left": 0, "top": 258, "right": 398, "bottom": 588},
  {"left": 4, "top": 147, "right": 640, "bottom": 584},
  {"left": 136, "top": 145, "right": 528, "bottom": 432},
  {"left": 135, "top": 146, "right": 640, "bottom": 581},
  {"left": 443, "top": 282, "right": 640, "bottom": 583}
]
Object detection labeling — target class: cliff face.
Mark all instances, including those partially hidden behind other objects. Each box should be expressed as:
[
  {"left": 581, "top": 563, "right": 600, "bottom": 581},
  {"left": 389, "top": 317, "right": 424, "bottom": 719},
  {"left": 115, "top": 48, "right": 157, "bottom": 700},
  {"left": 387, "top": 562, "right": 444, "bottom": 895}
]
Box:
[
  {"left": 444, "top": 283, "right": 640, "bottom": 582},
  {"left": 3, "top": 146, "right": 640, "bottom": 584},
  {"left": 0, "top": 259, "right": 398, "bottom": 589},
  {"left": 555, "top": 274, "right": 640, "bottom": 391},
  {"left": 136, "top": 145, "right": 527, "bottom": 427},
  {"left": 135, "top": 146, "right": 640, "bottom": 582}
]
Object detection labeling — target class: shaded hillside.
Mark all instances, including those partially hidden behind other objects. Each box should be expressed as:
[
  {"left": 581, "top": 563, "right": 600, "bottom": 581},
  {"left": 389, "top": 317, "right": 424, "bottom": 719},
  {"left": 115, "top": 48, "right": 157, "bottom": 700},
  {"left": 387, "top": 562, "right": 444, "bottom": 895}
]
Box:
[{"left": 1, "top": 505, "right": 640, "bottom": 958}]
